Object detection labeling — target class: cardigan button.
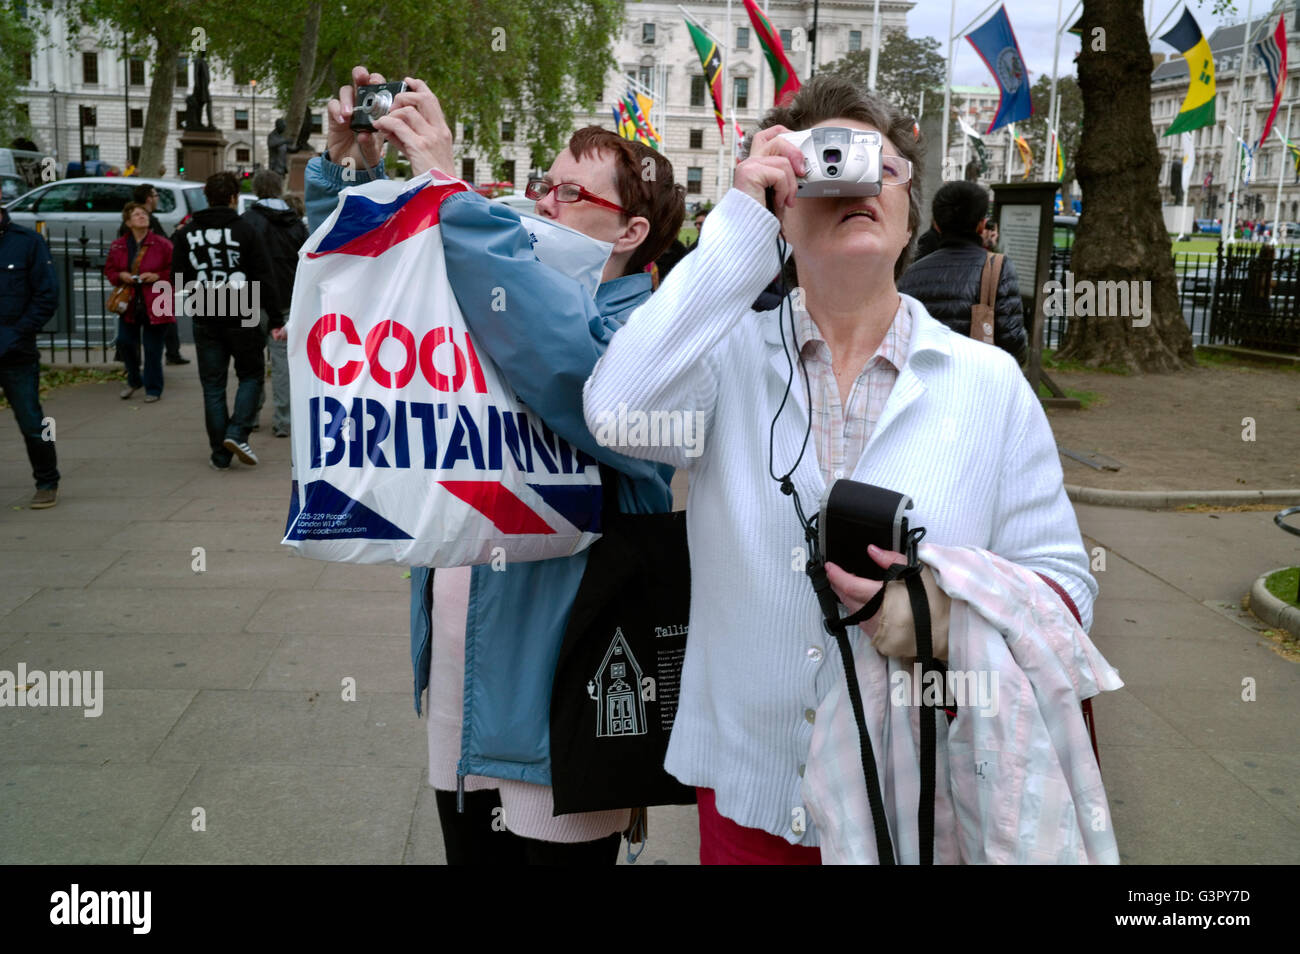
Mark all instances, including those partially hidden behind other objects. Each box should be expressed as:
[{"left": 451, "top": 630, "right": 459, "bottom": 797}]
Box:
[
  {"left": 807, "top": 646, "right": 823, "bottom": 663},
  {"left": 804, "top": 707, "right": 816, "bottom": 724}
]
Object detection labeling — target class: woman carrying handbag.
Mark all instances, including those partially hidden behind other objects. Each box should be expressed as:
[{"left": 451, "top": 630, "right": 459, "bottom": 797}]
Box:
[{"left": 105, "top": 202, "right": 173, "bottom": 402}]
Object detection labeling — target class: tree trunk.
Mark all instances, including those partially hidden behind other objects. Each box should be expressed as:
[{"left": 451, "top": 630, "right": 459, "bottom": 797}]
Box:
[
  {"left": 284, "top": 0, "right": 323, "bottom": 144},
  {"left": 1057, "top": 0, "right": 1195, "bottom": 371},
  {"left": 139, "top": 37, "right": 179, "bottom": 177}
]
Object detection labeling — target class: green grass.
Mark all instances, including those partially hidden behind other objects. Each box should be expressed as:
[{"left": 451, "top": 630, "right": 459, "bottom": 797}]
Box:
[
  {"left": 1037, "top": 381, "right": 1101, "bottom": 408},
  {"left": 1194, "top": 346, "right": 1300, "bottom": 372},
  {"left": 1264, "top": 567, "right": 1300, "bottom": 607},
  {"left": 1041, "top": 348, "right": 1130, "bottom": 376},
  {"left": 0, "top": 365, "right": 124, "bottom": 410}
]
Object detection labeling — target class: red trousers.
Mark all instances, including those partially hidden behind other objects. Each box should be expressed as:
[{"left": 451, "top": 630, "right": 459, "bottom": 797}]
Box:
[{"left": 696, "top": 788, "right": 822, "bottom": 865}]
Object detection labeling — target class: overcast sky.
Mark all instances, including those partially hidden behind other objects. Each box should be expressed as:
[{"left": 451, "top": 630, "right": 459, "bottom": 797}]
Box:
[{"left": 904, "top": 0, "right": 1251, "bottom": 88}]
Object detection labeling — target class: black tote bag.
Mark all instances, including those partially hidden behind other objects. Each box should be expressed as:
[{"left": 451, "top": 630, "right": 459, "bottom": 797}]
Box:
[{"left": 550, "top": 468, "right": 696, "bottom": 815}]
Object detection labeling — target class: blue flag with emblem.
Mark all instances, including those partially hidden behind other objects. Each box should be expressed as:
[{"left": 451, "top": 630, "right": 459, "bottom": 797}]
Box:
[{"left": 966, "top": 5, "right": 1033, "bottom": 134}]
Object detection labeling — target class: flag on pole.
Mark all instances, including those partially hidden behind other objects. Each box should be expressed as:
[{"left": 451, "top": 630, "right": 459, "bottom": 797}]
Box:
[
  {"left": 965, "top": 5, "right": 1033, "bottom": 133},
  {"left": 614, "top": 101, "right": 636, "bottom": 141},
  {"left": 1010, "top": 123, "right": 1033, "bottom": 178},
  {"left": 957, "top": 116, "right": 988, "bottom": 174},
  {"left": 686, "top": 17, "right": 726, "bottom": 137},
  {"left": 734, "top": 120, "right": 746, "bottom": 160},
  {"left": 612, "top": 106, "right": 633, "bottom": 141},
  {"left": 1287, "top": 139, "right": 1300, "bottom": 179},
  {"left": 741, "top": 0, "right": 801, "bottom": 105},
  {"left": 1055, "top": 130, "right": 1065, "bottom": 181},
  {"left": 634, "top": 92, "right": 663, "bottom": 149},
  {"left": 624, "top": 91, "right": 660, "bottom": 149},
  {"left": 1254, "top": 16, "right": 1288, "bottom": 148},
  {"left": 1159, "top": 8, "right": 1216, "bottom": 135}
]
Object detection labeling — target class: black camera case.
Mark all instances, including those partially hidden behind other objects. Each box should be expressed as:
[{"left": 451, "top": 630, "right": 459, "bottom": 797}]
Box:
[{"left": 818, "top": 479, "right": 914, "bottom": 581}]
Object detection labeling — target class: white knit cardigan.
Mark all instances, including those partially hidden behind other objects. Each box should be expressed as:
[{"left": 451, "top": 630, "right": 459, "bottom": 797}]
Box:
[{"left": 583, "top": 188, "right": 1098, "bottom": 846}]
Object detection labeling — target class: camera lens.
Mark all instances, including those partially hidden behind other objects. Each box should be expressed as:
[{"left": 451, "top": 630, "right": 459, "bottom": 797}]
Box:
[
  {"left": 827, "top": 165, "right": 838, "bottom": 176},
  {"left": 823, "top": 148, "right": 842, "bottom": 164}
]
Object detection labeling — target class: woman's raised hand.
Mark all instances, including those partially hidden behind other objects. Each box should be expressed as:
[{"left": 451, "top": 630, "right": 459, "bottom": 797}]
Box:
[
  {"left": 732, "top": 124, "right": 806, "bottom": 215},
  {"left": 325, "top": 65, "right": 391, "bottom": 171}
]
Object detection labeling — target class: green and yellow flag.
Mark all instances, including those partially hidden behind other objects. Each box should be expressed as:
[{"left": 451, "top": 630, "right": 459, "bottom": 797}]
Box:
[{"left": 1159, "top": 8, "right": 1216, "bottom": 135}]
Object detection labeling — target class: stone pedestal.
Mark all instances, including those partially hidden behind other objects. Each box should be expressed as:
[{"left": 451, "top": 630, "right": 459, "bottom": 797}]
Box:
[
  {"left": 180, "top": 128, "right": 227, "bottom": 182},
  {"left": 287, "top": 152, "right": 313, "bottom": 197}
]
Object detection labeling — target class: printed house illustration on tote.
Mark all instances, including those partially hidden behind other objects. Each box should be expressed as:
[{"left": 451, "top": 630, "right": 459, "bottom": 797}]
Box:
[{"left": 587, "top": 628, "right": 648, "bottom": 737}]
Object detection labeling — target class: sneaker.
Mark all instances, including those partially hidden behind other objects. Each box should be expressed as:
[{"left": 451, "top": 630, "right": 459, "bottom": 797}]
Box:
[
  {"left": 119, "top": 385, "right": 138, "bottom": 400},
  {"left": 209, "top": 457, "right": 230, "bottom": 471},
  {"left": 30, "top": 487, "right": 58, "bottom": 509},
  {"left": 166, "top": 355, "right": 191, "bottom": 365},
  {"left": 222, "top": 438, "right": 259, "bottom": 466},
  {"left": 143, "top": 394, "right": 160, "bottom": 403},
  {"left": 273, "top": 428, "right": 289, "bottom": 438}
]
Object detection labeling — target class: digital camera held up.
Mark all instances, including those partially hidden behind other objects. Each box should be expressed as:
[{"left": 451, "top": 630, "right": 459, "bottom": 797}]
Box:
[
  {"left": 778, "top": 127, "right": 883, "bottom": 198},
  {"left": 350, "top": 81, "right": 408, "bottom": 133}
]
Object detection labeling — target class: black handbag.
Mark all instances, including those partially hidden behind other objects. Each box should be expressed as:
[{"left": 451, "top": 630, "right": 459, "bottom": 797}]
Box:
[{"left": 549, "top": 465, "right": 696, "bottom": 815}]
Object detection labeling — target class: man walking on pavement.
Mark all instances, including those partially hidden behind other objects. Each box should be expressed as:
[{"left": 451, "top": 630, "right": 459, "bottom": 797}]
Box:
[
  {"left": 119, "top": 183, "right": 189, "bottom": 366},
  {"left": 242, "top": 169, "right": 306, "bottom": 438},
  {"left": 0, "top": 205, "right": 60, "bottom": 508},
  {"left": 170, "top": 172, "right": 283, "bottom": 470}
]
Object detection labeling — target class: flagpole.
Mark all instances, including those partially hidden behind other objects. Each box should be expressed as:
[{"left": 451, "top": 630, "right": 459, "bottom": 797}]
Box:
[
  {"left": 1273, "top": 104, "right": 1292, "bottom": 243},
  {"left": 941, "top": 0, "right": 956, "bottom": 181},
  {"left": 868, "top": 0, "right": 883, "bottom": 90},
  {"left": 1042, "top": 0, "right": 1065, "bottom": 180},
  {"left": 1227, "top": 0, "right": 1255, "bottom": 245},
  {"left": 961, "top": 97, "right": 969, "bottom": 178},
  {"left": 726, "top": 0, "right": 733, "bottom": 191}
]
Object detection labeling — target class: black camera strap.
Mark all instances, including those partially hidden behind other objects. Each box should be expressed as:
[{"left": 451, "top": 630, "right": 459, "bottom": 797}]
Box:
[{"left": 766, "top": 228, "right": 940, "bottom": 865}]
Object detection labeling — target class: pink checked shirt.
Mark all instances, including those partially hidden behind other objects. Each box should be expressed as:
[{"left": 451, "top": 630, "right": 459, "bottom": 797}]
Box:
[{"left": 795, "top": 299, "right": 912, "bottom": 484}]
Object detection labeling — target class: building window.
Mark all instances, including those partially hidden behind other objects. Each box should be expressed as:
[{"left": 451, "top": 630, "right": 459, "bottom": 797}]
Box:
[
  {"left": 17, "top": 102, "right": 30, "bottom": 123},
  {"left": 642, "top": 23, "right": 655, "bottom": 44},
  {"left": 737, "top": 26, "right": 749, "bottom": 49},
  {"left": 129, "top": 145, "right": 141, "bottom": 167},
  {"left": 130, "top": 108, "right": 143, "bottom": 128},
  {"left": 462, "top": 158, "right": 476, "bottom": 182},
  {"left": 691, "top": 75, "right": 706, "bottom": 107},
  {"left": 82, "top": 143, "right": 99, "bottom": 161},
  {"left": 235, "top": 109, "right": 249, "bottom": 130},
  {"left": 497, "top": 159, "right": 516, "bottom": 185},
  {"left": 22, "top": 52, "right": 32, "bottom": 82},
  {"left": 80, "top": 105, "right": 97, "bottom": 127},
  {"left": 780, "top": 29, "right": 793, "bottom": 49},
  {"left": 850, "top": 30, "right": 862, "bottom": 52},
  {"left": 689, "top": 128, "right": 703, "bottom": 149},
  {"left": 310, "top": 113, "right": 323, "bottom": 134},
  {"left": 175, "top": 147, "right": 184, "bottom": 172},
  {"left": 82, "top": 51, "right": 98, "bottom": 85},
  {"left": 176, "top": 55, "right": 188, "bottom": 89},
  {"left": 464, "top": 123, "right": 474, "bottom": 142},
  {"left": 176, "top": 110, "right": 186, "bottom": 130},
  {"left": 502, "top": 119, "right": 515, "bottom": 141},
  {"left": 129, "top": 57, "right": 145, "bottom": 86},
  {"left": 735, "top": 77, "right": 749, "bottom": 109},
  {"left": 687, "top": 167, "right": 703, "bottom": 194},
  {"left": 236, "top": 147, "right": 250, "bottom": 162}
]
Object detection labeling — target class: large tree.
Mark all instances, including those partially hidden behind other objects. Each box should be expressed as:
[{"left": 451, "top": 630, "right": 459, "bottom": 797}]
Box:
[
  {"left": 1056, "top": 0, "right": 1194, "bottom": 371},
  {"left": 822, "top": 28, "right": 945, "bottom": 118}
]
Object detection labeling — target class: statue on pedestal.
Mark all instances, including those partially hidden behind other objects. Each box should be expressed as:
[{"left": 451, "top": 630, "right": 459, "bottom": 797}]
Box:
[
  {"left": 267, "top": 119, "right": 292, "bottom": 174},
  {"left": 184, "top": 52, "right": 215, "bottom": 131}
]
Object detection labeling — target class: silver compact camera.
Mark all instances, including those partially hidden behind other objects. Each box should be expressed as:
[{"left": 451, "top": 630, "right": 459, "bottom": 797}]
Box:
[
  {"left": 350, "top": 81, "right": 408, "bottom": 133},
  {"left": 778, "top": 127, "right": 882, "bottom": 197}
]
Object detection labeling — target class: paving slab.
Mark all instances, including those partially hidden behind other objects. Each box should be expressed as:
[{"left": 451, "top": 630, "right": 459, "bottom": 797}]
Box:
[
  {"left": 0, "top": 632, "right": 281, "bottom": 691},
  {"left": 1204, "top": 750, "right": 1300, "bottom": 827},
  {"left": 1090, "top": 596, "right": 1261, "bottom": 641},
  {"left": 165, "top": 495, "right": 299, "bottom": 524},
  {"left": 402, "top": 779, "right": 448, "bottom": 865},
  {"left": 0, "top": 548, "right": 122, "bottom": 588},
  {"left": 0, "top": 761, "right": 199, "bottom": 864},
  {"left": 150, "top": 690, "right": 425, "bottom": 767},
  {"left": 0, "top": 585, "right": 39, "bottom": 618},
  {"left": 244, "top": 589, "right": 407, "bottom": 636},
  {"left": 0, "top": 495, "right": 191, "bottom": 522},
  {"left": 252, "top": 634, "right": 411, "bottom": 693},
  {"left": 1091, "top": 630, "right": 1296, "bottom": 691},
  {"left": 102, "top": 520, "right": 288, "bottom": 555},
  {"left": 0, "top": 587, "right": 269, "bottom": 634},
  {"left": 0, "top": 689, "right": 196, "bottom": 763},
  {"left": 314, "top": 562, "right": 411, "bottom": 592},
  {"left": 1090, "top": 686, "right": 1195, "bottom": 750},
  {"left": 1120, "top": 685, "right": 1297, "bottom": 753},
  {"left": 88, "top": 548, "right": 325, "bottom": 591},
  {"left": 1102, "top": 745, "right": 1300, "bottom": 865},
  {"left": 139, "top": 763, "right": 422, "bottom": 865},
  {"left": 0, "top": 519, "right": 132, "bottom": 550}
]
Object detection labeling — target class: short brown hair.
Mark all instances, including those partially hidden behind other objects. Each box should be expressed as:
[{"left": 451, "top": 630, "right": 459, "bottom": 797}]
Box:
[
  {"left": 121, "top": 201, "right": 148, "bottom": 224},
  {"left": 567, "top": 126, "right": 686, "bottom": 275},
  {"left": 204, "top": 171, "right": 240, "bottom": 207},
  {"left": 752, "top": 74, "right": 925, "bottom": 280}
]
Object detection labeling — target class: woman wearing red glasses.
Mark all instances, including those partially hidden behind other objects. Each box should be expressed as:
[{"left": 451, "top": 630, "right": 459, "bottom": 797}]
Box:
[{"left": 305, "top": 67, "right": 686, "bottom": 865}]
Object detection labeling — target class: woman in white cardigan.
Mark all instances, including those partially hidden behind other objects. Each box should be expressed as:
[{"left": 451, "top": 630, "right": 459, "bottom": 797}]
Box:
[{"left": 583, "top": 76, "right": 1098, "bottom": 864}]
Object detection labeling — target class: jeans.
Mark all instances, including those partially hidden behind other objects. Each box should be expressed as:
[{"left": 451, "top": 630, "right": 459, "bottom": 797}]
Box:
[
  {"left": 258, "top": 311, "right": 291, "bottom": 434},
  {"left": 118, "top": 319, "right": 167, "bottom": 396},
  {"left": 0, "top": 354, "right": 60, "bottom": 490},
  {"left": 193, "top": 322, "right": 265, "bottom": 465},
  {"left": 164, "top": 321, "right": 183, "bottom": 360}
]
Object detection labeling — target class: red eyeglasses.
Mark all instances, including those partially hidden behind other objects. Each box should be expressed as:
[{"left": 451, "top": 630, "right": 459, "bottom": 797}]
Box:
[{"left": 525, "top": 178, "right": 627, "bottom": 215}]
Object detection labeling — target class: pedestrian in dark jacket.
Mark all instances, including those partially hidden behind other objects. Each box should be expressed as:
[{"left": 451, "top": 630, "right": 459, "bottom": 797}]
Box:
[
  {"left": 898, "top": 180, "right": 1027, "bottom": 363},
  {"left": 169, "top": 171, "right": 283, "bottom": 469},
  {"left": 243, "top": 169, "right": 307, "bottom": 437},
  {"left": 0, "top": 206, "right": 60, "bottom": 508}
]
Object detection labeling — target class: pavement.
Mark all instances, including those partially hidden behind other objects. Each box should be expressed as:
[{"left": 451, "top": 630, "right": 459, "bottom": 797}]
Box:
[{"left": 0, "top": 354, "right": 1297, "bottom": 865}]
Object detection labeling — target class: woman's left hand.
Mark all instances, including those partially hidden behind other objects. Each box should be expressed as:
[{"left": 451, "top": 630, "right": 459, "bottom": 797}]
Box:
[
  {"left": 824, "top": 545, "right": 907, "bottom": 632},
  {"left": 826, "top": 546, "right": 950, "bottom": 660},
  {"left": 372, "top": 77, "right": 455, "bottom": 178}
]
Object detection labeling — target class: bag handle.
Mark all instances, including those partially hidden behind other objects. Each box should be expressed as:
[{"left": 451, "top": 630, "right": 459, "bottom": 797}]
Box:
[{"left": 970, "top": 253, "right": 1002, "bottom": 345}]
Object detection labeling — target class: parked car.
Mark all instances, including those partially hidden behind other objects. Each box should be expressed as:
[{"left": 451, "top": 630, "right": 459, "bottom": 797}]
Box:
[
  {"left": 3, "top": 177, "right": 207, "bottom": 252},
  {"left": 490, "top": 192, "right": 535, "bottom": 215},
  {"left": 0, "top": 147, "right": 47, "bottom": 199}
]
